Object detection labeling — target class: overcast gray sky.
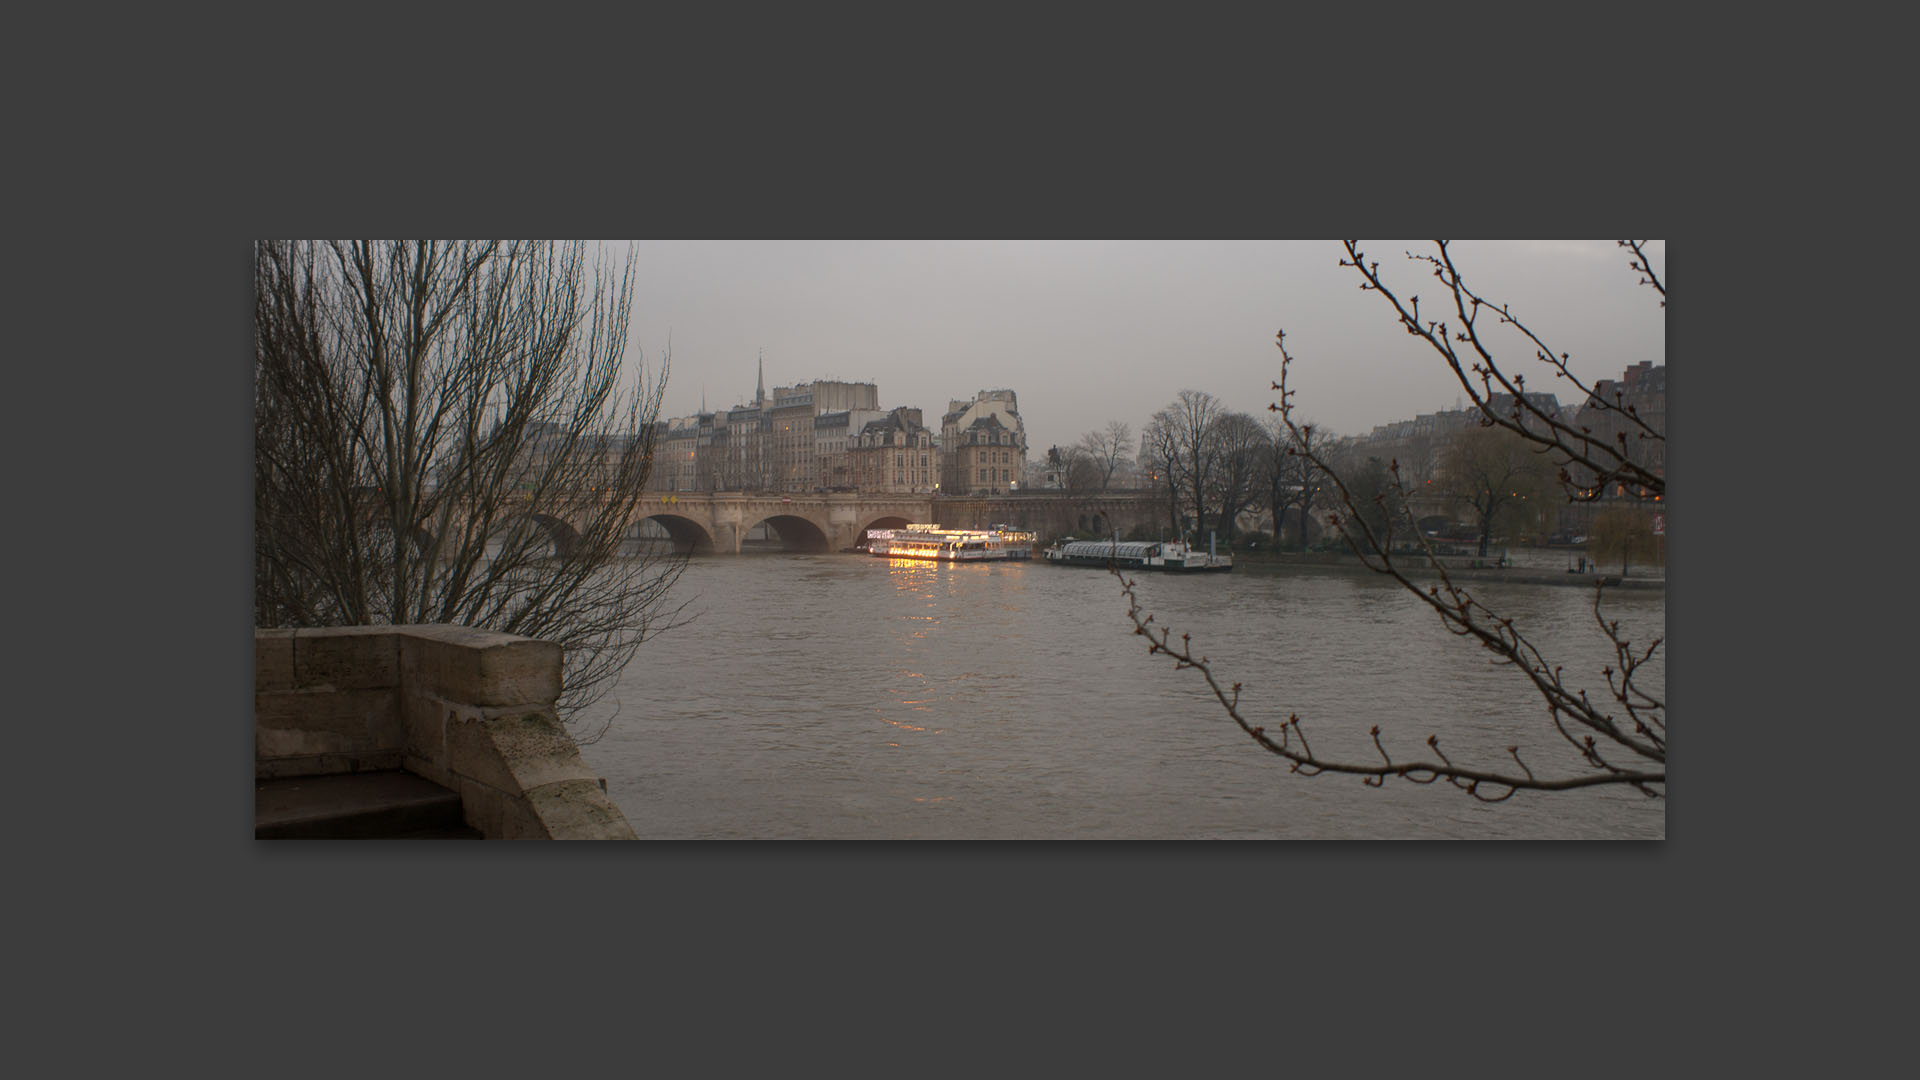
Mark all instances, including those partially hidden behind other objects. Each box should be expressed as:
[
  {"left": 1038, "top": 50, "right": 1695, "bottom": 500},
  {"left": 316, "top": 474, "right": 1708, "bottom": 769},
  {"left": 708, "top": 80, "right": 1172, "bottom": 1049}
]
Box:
[{"left": 614, "top": 240, "right": 1666, "bottom": 455}]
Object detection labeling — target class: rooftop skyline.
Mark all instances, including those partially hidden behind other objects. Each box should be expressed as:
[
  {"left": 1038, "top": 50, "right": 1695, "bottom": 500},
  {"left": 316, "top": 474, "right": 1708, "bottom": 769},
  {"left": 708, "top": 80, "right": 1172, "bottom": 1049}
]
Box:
[{"left": 611, "top": 240, "right": 1666, "bottom": 455}]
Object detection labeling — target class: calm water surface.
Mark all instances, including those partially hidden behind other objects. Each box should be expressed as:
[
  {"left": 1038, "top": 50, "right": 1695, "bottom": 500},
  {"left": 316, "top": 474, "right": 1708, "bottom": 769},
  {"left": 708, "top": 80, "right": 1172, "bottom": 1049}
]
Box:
[{"left": 576, "top": 554, "right": 1666, "bottom": 839}]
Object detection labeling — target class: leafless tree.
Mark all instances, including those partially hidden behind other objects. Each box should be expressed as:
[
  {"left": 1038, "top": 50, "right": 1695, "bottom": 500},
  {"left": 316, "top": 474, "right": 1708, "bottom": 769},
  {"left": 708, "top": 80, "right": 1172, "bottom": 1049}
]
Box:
[
  {"left": 1205, "top": 411, "right": 1271, "bottom": 545},
  {"left": 1438, "top": 425, "right": 1552, "bottom": 556},
  {"left": 1076, "top": 421, "right": 1134, "bottom": 491},
  {"left": 1588, "top": 504, "right": 1661, "bottom": 577},
  {"left": 1395, "top": 433, "right": 1443, "bottom": 492},
  {"left": 1043, "top": 444, "right": 1093, "bottom": 496},
  {"left": 1139, "top": 413, "right": 1184, "bottom": 539},
  {"left": 1146, "top": 390, "right": 1228, "bottom": 542},
  {"left": 1338, "top": 453, "right": 1402, "bottom": 546},
  {"left": 1117, "top": 241, "right": 1665, "bottom": 800},
  {"left": 255, "top": 240, "right": 691, "bottom": 739},
  {"left": 1260, "top": 412, "right": 1334, "bottom": 548}
]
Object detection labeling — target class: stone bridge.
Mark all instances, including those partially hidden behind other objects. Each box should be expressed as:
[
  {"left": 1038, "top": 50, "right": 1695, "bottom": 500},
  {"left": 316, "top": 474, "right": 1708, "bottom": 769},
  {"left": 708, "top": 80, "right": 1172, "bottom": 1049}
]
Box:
[
  {"left": 627, "top": 491, "right": 1172, "bottom": 554},
  {"left": 613, "top": 490, "right": 1174, "bottom": 554},
  {"left": 629, "top": 492, "right": 934, "bottom": 554},
  {"left": 505, "top": 488, "right": 1458, "bottom": 556}
]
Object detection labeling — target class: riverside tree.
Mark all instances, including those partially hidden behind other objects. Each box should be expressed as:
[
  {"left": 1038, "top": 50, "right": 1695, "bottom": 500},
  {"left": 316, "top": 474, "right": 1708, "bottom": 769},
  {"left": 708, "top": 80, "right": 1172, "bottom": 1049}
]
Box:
[
  {"left": 1139, "top": 412, "right": 1185, "bottom": 539},
  {"left": 254, "top": 240, "right": 690, "bottom": 739},
  {"left": 1047, "top": 443, "right": 1102, "bottom": 498},
  {"left": 1339, "top": 454, "right": 1401, "bottom": 547},
  {"left": 1204, "top": 410, "right": 1271, "bottom": 545},
  {"left": 1118, "top": 241, "right": 1665, "bottom": 800},
  {"left": 1145, "top": 390, "right": 1228, "bottom": 543},
  {"left": 1144, "top": 398, "right": 1279, "bottom": 546},
  {"left": 1588, "top": 504, "right": 1661, "bottom": 576},
  {"left": 1259, "top": 412, "right": 1333, "bottom": 549},
  {"left": 1076, "top": 421, "right": 1134, "bottom": 491},
  {"left": 1438, "top": 424, "right": 1552, "bottom": 555}
]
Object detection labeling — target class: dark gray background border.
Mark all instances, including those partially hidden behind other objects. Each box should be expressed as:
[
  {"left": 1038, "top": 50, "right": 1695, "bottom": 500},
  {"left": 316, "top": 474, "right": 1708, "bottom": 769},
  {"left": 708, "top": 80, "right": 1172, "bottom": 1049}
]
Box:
[{"left": 30, "top": 22, "right": 1811, "bottom": 1073}]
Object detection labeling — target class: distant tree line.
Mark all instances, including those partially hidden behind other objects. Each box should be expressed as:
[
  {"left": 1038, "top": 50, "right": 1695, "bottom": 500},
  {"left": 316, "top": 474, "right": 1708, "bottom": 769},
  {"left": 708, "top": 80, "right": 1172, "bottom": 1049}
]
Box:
[{"left": 1096, "top": 382, "right": 1653, "bottom": 560}]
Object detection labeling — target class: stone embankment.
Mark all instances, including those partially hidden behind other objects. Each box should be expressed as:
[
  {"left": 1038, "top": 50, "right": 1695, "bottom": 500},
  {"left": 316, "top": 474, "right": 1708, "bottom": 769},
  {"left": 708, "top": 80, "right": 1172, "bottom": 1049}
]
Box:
[{"left": 255, "top": 625, "right": 635, "bottom": 839}]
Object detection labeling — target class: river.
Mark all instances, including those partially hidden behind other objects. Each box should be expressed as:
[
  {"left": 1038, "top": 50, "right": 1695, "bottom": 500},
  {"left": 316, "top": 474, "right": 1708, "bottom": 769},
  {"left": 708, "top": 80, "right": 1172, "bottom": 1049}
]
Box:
[{"left": 575, "top": 553, "right": 1666, "bottom": 839}]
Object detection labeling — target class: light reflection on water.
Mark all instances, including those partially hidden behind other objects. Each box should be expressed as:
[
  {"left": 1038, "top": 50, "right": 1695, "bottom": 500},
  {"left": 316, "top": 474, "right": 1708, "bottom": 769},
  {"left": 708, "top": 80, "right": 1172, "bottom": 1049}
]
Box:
[{"left": 576, "top": 554, "right": 1666, "bottom": 839}]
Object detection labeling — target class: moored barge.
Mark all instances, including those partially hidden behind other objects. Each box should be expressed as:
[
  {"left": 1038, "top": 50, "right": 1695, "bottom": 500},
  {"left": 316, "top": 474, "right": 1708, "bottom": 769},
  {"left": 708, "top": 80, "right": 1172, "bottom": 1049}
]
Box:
[{"left": 1043, "top": 537, "right": 1233, "bottom": 572}]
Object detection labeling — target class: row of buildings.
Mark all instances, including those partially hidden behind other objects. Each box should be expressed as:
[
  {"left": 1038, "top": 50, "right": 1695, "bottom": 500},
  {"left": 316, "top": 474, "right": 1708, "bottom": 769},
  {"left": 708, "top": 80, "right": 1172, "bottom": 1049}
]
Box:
[
  {"left": 1350, "top": 362, "right": 1664, "bottom": 480},
  {"left": 649, "top": 361, "right": 1029, "bottom": 496},
  {"left": 640, "top": 358, "right": 1662, "bottom": 504}
]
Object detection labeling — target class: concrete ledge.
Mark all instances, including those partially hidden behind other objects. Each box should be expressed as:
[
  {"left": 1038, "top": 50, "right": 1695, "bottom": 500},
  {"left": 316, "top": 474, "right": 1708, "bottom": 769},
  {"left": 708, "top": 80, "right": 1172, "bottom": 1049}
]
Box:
[
  {"left": 472, "top": 708, "right": 603, "bottom": 793},
  {"left": 397, "top": 626, "right": 562, "bottom": 707},
  {"left": 292, "top": 627, "right": 401, "bottom": 691},
  {"left": 255, "top": 629, "right": 297, "bottom": 691},
  {"left": 400, "top": 694, "right": 453, "bottom": 780},
  {"left": 256, "top": 625, "right": 633, "bottom": 840},
  {"left": 522, "top": 779, "right": 634, "bottom": 840},
  {"left": 256, "top": 687, "right": 397, "bottom": 766},
  {"left": 456, "top": 777, "right": 511, "bottom": 839}
]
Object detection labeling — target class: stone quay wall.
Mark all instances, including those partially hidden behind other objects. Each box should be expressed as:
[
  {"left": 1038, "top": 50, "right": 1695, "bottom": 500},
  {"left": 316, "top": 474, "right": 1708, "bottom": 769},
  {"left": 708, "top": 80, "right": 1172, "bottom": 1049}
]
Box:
[{"left": 255, "top": 625, "right": 635, "bottom": 839}]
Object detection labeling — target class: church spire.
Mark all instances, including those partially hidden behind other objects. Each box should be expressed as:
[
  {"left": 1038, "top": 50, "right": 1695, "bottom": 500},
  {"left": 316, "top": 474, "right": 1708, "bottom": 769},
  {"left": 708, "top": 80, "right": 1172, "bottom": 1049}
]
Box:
[{"left": 756, "top": 348, "right": 766, "bottom": 406}]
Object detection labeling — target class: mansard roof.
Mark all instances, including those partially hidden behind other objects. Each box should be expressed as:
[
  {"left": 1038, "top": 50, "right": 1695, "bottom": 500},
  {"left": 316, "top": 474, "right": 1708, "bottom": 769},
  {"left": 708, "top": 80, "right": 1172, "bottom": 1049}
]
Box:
[{"left": 960, "top": 413, "right": 1021, "bottom": 445}]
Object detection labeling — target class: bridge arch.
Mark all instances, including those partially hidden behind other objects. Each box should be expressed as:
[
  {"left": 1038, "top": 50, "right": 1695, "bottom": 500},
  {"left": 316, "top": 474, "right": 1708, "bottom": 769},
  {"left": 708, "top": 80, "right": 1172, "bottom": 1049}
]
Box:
[
  {"left": 527, "top": 513, "right": 583, "bottom": 557},
  {"left": 854, "top": 514, "right": 915, "bottom": 550},
  {"left": 632, "top": 513, "right": 714, "bottom": 555},
  {"left": 742, "top": 513, "right": 832, "bottom": 553},
  {"left": 484, "top": 512, "right": 582, "bottom": 558},
  {"left": 1077, "top": 512, "right": 1111, "bottom": 536}
]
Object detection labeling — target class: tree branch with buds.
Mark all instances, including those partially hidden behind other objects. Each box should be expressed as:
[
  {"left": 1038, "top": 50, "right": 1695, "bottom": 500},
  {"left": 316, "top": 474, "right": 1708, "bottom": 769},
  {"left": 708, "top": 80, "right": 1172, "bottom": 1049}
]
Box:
[{"left": 1338, "top": 240, "right": 1664, "bottom": 502}]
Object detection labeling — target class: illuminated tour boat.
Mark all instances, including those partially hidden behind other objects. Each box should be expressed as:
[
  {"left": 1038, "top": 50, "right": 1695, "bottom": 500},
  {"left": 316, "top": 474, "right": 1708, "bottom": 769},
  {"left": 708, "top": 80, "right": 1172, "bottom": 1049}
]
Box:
[{"left": 866, "top": 523, "right": 1037, "bottom": 562}]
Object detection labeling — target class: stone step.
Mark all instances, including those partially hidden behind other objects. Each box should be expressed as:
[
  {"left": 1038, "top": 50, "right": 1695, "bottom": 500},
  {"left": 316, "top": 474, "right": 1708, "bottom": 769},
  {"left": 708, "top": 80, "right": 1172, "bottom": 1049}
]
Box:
[{"left": 256, "top": 770, "right": 480, "bottom": 839}]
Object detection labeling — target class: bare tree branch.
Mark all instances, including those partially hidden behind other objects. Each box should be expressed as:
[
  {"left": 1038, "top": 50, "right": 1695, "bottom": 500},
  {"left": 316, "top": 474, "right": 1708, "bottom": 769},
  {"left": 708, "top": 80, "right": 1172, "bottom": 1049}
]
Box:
[{"left": 1339, "top": 241, "right": 1663, "bottom": 503}]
